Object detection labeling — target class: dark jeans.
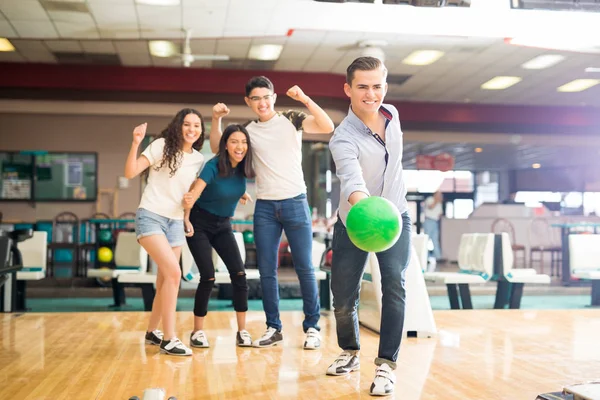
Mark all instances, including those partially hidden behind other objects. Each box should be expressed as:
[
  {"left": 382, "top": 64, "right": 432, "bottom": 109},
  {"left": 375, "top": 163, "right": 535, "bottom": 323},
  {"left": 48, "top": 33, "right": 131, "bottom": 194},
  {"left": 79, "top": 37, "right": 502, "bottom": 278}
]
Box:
[
  {"left": 254, "top": 193, "right": 320, "bottom": 332},
  {"left": 186, "top": 206, "right": 247, "bottom": 317},
  {"left": 331, "top": 211, "right": 411, "bottom": 369}
]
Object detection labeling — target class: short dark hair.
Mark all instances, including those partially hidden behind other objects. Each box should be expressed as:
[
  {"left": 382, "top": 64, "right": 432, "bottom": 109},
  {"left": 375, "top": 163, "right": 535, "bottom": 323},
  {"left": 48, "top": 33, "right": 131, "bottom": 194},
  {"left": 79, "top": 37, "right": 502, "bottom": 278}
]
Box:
[
  {"left": 217, "top": 124, "right": 255, "bottom": 179},
  {"left": 346, "top": 56, "right": 388, "bottom": 86},
  {"left": 245, "top": 76, "right": 274, "bottom": 97}
]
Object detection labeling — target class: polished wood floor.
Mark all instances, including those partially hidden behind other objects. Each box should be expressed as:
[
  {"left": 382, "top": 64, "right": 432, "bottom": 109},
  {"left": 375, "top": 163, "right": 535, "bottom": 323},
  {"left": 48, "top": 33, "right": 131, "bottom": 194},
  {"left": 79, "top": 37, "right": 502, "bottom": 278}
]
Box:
[{"left": 1, "top": 309, "right": 599, "bottom": 399}]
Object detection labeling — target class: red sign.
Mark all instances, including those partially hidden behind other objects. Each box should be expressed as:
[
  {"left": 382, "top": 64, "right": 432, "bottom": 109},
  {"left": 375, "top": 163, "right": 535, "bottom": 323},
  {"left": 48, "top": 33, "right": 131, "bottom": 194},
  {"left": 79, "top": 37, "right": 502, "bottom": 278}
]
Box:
[{"left": 415, "top": 153, "right": 455, "bottom": 172}]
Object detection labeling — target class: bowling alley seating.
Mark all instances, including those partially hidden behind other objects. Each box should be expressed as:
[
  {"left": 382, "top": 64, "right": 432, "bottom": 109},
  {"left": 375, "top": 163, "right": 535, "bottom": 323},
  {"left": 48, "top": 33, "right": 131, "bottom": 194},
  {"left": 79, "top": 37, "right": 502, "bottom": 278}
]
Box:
[
  {"left": 424, "top": 233, "right": 495, "bottom": 309},
  {"left": 492, "top": 217, "right": 527, "bottom": 268},
  {"left": 91, "top": 232, "right": 148, "bottom": 308},
  {"left": 567, "top": 234, "right": 600, "bottom": 306},
  {"left": 424, "top": 232, "right": 550, "bottom": 309},
  {"left": 15, "top": 231, "right": 48, "bottom": 311}
]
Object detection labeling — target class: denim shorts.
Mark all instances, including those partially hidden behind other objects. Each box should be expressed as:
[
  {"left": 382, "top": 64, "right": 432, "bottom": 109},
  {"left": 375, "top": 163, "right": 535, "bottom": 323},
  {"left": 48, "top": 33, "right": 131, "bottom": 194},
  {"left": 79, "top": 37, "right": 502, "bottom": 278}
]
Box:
[{"left": 135, "top": 208, "right": 185, "bottom": 247}]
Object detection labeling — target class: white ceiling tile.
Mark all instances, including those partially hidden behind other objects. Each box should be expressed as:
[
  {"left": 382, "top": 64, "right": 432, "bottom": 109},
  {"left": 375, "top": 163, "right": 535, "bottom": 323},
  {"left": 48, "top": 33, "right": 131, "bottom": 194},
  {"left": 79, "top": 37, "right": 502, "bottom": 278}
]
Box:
[
  {"left": 215, "top": 38, "right": 251, "bottom": 59},
  {"left": 286, "top": 30, "right": 327, "bottom": 44},
  {"left": 136, "top": 5, "right": 181, "bottom": 32},
  {"left": 140, "top": 30, "right": 182, "bottom": 39},
  {"left": 190, "top": 39, "right": 216, "bottom": 54},
  {"left": 280, "top": 43, "right": 315, "bottom": 59},
  {"left": 119, "top": 52, "right": 152, "bottom": 66},
  {"left": 224, "top": 7, "right": 274, "bottom": 34},
  {"left": 182, "top": 7, "right": 226, "bottom": 36},
  {"left": 88, "top": 0, "right": 135, "bottom": 3},
  {"left": 81, "top": 40, "right": 116, "bottom": 54},
  {"left": 0, "top": 0, "right": 49, "bottom": 20},
  {"left": 274, "top": 58, "right": 306, "bottom": 71},
  {"left": 11, "top": 39, "right": 56, "bottom": 62},
  {"left": 182, "top": 0, "right": 228, "bottom": 7},
  {"left": 44, "top": 39, "right": 83, "bottom": 53},
  {"left": 0, "top": 19, "right": 15, "bottom": 36},
  {"left": 114, "top": 40, "right": 148, "bottom": 53},
  {"left": 88, "top": 3, "right": 137, "bottom": 26},
  {"left": 47, "top": 10, "right": 95, "bottom": 24},
  {"left": 11, "top": 20, "right": 58, "bottom": 38},
  {"left": 99, "top": 30, "right": 140, "bottom": 39},
  {"left": 54, "top": 21, "right": 99, "bottom": 39}
]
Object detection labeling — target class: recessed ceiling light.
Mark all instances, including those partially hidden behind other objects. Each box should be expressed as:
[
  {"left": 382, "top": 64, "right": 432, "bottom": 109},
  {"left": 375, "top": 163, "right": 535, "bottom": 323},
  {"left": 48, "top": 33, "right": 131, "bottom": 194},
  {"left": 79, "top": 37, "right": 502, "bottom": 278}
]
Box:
[
  {"left": 532, "top": 163, "right": 541, "bottom": 169},
  {"left": 481, "top": 76, "right": 522, "bottom": 90},
  {"left": 401, "top": 50, "right": 444, "bottom": 66},
  {"left": 557, "top": 79, "right": 600, "bottom": 92},
  {"left": 136, "top": 0, "right": 180, "bottom": 5},
  {"left": 0, "top": 38, "right": 15, "bottom": 52},
  {"left": 585, "top": 67, "right": 600, "bottom": 72},
  {"left": 248, "top": 44, "right": 282, "bottom": 61},
  {"left": 522, "top": 54, "right": 565, "bottom": 70},
  {"left": 148, "top": 40, "right": 178, "bottom": 57},
  {"left": 474, "top": 147, "right": 483, "bottom": 153}
]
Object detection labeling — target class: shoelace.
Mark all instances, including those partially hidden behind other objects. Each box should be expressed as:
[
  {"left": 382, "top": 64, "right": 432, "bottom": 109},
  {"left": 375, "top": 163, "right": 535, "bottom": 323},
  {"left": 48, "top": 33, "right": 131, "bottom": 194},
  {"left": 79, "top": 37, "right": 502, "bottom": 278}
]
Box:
[
  {"left": 152, "top": 330, "right": 163, "bottom": 338},
  {"left": 239, "top": 330, "right": 251, "bottom": 340},
  {"left": 192, "top": 331, "right": 206, "bottom": 341}
]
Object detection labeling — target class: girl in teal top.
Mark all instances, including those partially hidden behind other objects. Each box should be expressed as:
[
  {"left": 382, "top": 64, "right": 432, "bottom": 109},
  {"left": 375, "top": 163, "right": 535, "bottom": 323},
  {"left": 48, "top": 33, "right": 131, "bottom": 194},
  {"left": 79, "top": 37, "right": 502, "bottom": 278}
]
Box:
[{"left": 183, "top": 124, "right": 256, "bottom": 348}]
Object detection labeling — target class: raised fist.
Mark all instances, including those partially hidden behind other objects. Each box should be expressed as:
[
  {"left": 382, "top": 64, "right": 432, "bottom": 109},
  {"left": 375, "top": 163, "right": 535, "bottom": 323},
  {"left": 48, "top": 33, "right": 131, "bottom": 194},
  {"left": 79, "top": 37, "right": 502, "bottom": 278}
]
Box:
[
  {"left": 132, "top": 123, "right": 147, "bottom": 145},
  {"left": 212, "top": 103, "right": 230, "bottom": 119}
]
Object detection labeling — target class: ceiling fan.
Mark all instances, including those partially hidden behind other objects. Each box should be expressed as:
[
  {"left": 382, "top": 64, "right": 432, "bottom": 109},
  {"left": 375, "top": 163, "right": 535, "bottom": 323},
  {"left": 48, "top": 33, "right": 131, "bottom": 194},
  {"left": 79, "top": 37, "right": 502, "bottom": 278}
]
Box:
[{"left": 167, "top": 28, "right": 230, "bottom": 67}]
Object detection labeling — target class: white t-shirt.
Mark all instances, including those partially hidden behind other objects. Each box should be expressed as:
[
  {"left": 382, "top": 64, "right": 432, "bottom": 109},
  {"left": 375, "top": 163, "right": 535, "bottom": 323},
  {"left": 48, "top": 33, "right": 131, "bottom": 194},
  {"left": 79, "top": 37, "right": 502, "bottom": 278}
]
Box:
[
  {"left": 138, "top": 138, "right": 204, "bottom": 220},
  {"left": 424, "top": 196, "right": 443, "bottom": 221},
  {"left": 245, "top": 111, "right": 307, "bottom": 200}
]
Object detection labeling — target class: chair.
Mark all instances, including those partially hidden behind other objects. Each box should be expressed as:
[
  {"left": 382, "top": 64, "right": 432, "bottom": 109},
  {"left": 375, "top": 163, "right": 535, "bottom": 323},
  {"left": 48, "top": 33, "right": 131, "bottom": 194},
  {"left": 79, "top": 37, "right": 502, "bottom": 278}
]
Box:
[
  {"left": 48, "top": 211, "right": 80, "bottom": 277},
  {"left": 491, "top": 218, "right": 526, "bottom": 268},
  {"left": 528, "top": 218, "right": 561, "bottom": 276}
]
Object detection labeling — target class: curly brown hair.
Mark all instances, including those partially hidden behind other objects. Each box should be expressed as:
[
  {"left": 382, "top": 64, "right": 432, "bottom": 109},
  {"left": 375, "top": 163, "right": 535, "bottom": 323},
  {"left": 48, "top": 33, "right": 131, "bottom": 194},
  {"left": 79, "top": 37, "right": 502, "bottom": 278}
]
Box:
[{"left": 154, "top": 108, "right": 205, "bottom": 177}]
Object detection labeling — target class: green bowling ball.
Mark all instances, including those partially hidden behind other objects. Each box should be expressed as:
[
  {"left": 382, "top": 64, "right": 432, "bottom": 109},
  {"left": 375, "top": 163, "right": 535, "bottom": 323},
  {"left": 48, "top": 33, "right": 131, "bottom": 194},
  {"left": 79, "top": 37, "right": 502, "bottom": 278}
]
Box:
[
  {"left": 346, "top": 196, "right": 401, "bottom": 253},
  {"left": 242, "top": 230, "right": 254, "bottom": 244}
]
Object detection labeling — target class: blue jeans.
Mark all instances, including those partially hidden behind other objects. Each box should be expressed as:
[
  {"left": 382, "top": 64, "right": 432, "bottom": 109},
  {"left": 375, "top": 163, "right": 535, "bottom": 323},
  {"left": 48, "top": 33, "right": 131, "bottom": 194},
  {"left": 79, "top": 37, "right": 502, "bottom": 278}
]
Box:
[
  {"left": 254, "top": 193, "right": 320, "bottom": 332},
  {"left": 331, "top": 212, "right": 411, "bottom": 369},
  {"left": 423, "top": 217, "right": 441, "bottom": 260}
]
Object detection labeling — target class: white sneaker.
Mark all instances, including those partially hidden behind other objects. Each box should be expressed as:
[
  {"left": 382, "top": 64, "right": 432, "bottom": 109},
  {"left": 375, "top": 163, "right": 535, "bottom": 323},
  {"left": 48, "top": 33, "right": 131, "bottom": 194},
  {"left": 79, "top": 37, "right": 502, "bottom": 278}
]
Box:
[
  {"left": 190, "top": 330, "right": 210, "bottom": 348},
  {"left": 159, "top": 337, "right": 192, "bottom": 356},
  {"left": 252, "top": 327, "right": 283, "bottom": 348},
  {"left": 236, "top": 330, "right": 253, "bottom": 347},
  {"left": 326, "top": 351, "right": 360, "bottom": 376},
  {"left": 369, "top": 363, "right": 395, "bottom": 396},
  {"left": 303, "top": 327, "right": 321, "bottom": 350}
]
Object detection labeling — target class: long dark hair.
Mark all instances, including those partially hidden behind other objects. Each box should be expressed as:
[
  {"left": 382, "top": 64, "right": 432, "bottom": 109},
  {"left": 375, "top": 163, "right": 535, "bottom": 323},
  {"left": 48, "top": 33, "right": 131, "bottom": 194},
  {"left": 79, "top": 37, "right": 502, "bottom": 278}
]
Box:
[
  {"left": 217, "top": 124, "right": 255, "bottom": 179},
  {"left": 155, "top": 108, "right": 205, "bottom": 177}
]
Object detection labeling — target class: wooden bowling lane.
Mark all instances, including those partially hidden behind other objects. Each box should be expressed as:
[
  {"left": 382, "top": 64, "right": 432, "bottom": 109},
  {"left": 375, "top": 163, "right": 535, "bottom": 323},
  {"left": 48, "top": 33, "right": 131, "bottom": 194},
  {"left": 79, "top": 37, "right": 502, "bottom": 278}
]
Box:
[{"left": 1, "top": 309, "right": 599, "bottom": 399}]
